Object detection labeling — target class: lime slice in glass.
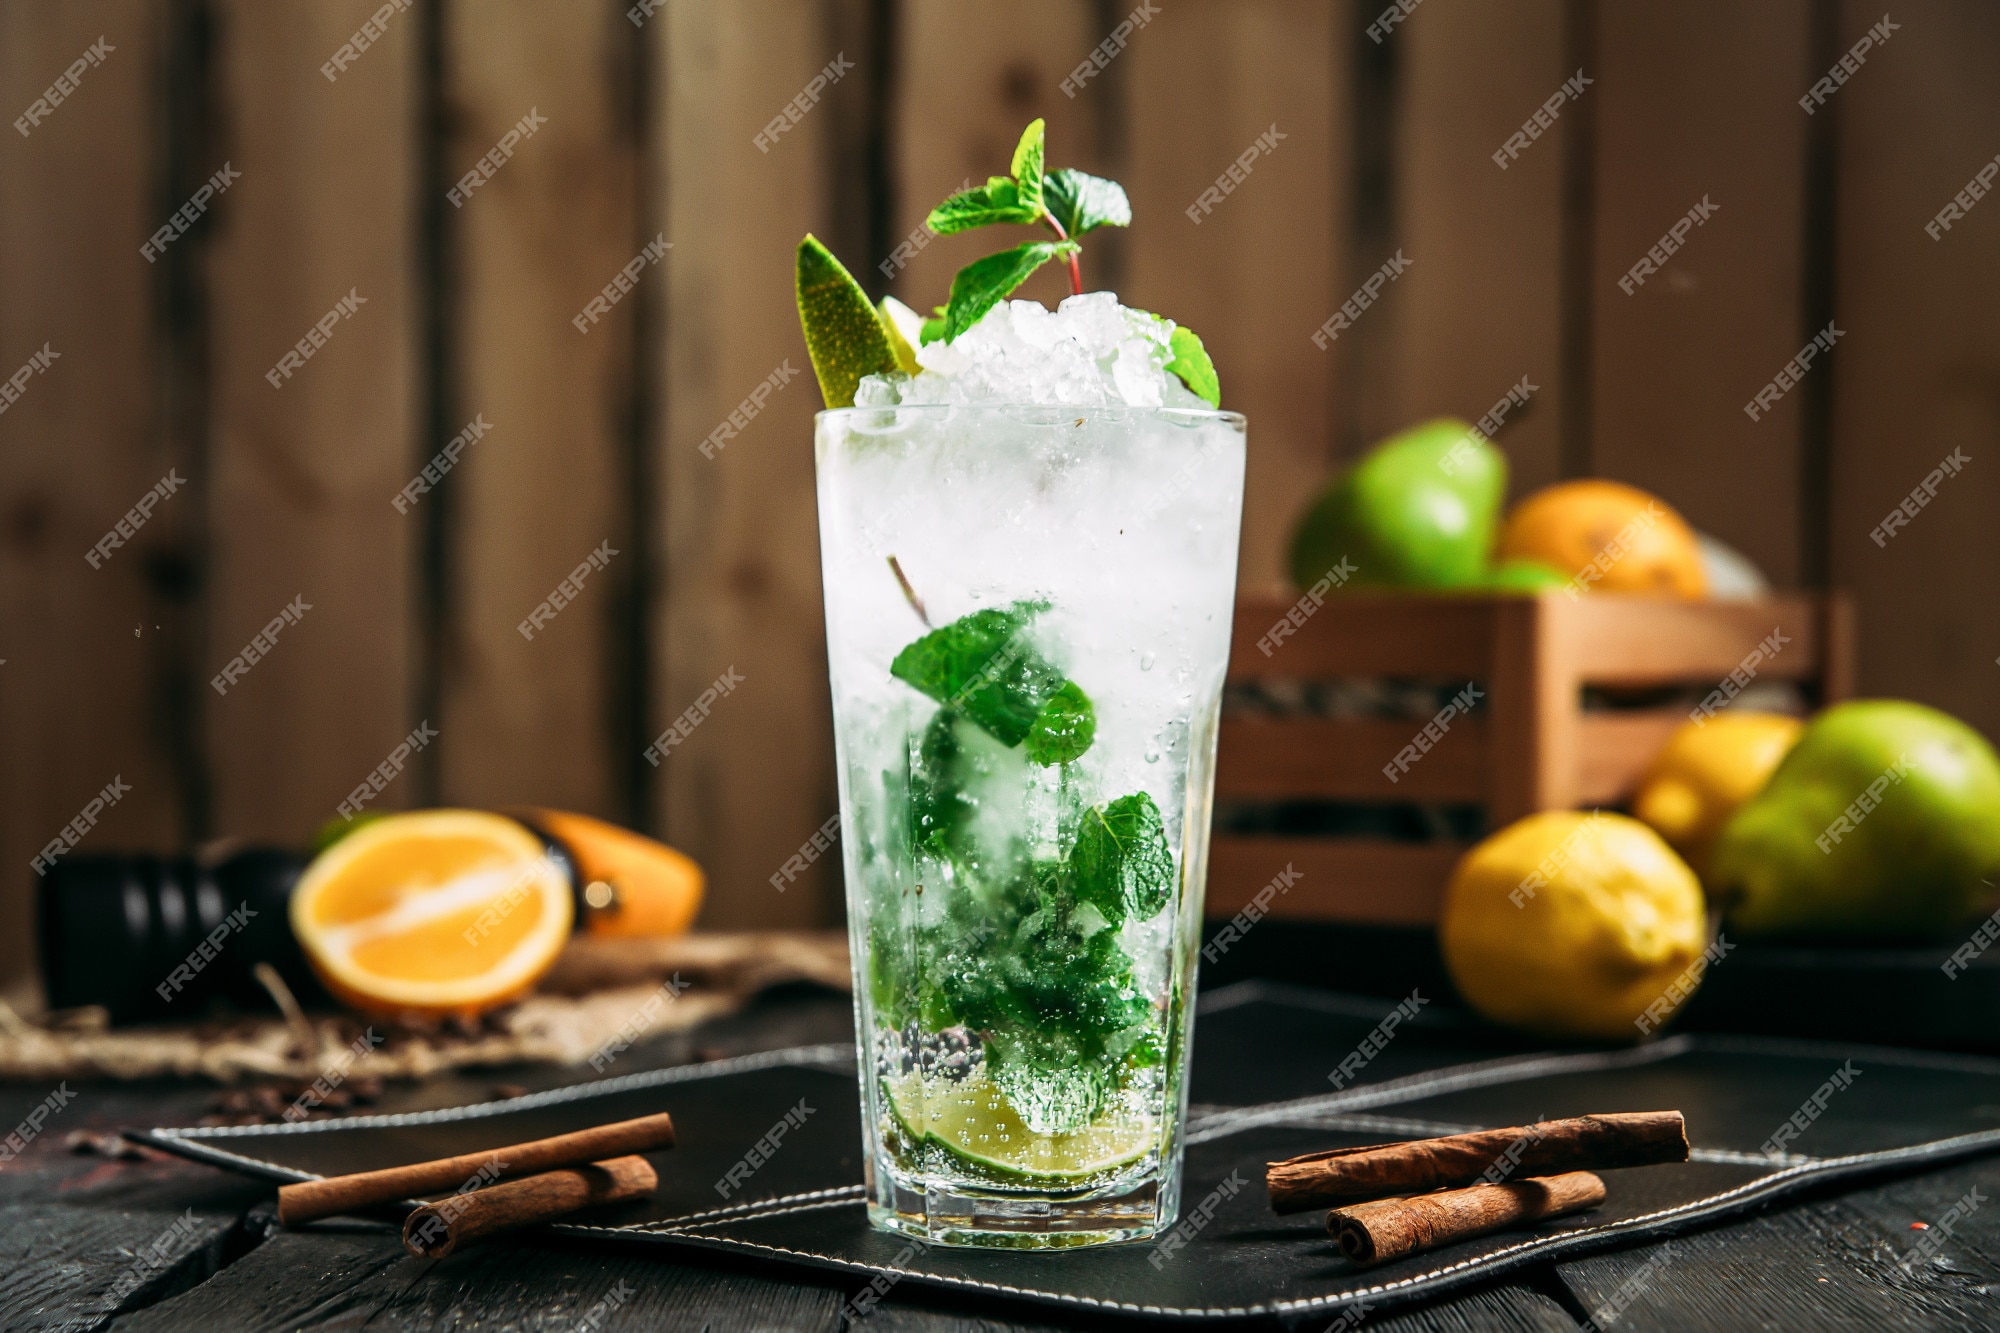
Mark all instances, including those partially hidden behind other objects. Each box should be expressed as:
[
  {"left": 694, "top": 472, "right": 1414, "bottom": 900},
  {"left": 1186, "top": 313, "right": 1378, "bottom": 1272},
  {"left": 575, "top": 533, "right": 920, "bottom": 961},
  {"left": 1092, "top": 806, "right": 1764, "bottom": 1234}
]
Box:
[{"left": 884, "top": 1068, "right": 1153, "bottom": 1183}]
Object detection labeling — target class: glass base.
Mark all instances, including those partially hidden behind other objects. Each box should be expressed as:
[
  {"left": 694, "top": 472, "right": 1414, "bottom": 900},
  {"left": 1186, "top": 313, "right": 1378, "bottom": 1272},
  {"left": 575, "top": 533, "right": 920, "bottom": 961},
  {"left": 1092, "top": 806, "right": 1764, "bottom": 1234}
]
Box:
[{"left": 868, "top": 1171, "right": 1169, "bottom": 1250}]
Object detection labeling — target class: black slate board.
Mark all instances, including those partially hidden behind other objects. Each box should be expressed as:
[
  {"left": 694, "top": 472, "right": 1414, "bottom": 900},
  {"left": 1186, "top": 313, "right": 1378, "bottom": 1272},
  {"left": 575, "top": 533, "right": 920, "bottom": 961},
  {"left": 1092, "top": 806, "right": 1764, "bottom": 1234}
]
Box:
[{"left": 135, "top": 983, "right": 2000, "bottom": 1325}]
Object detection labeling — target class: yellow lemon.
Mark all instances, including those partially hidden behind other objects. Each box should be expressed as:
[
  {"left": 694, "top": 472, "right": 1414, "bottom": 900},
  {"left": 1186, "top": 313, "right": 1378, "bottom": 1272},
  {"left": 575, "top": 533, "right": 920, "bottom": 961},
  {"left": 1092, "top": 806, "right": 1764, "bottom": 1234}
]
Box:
[
  {"left": 1440, "top": 811, "right": 1707, "bottom": 1041},
  {"left": 1632, "top": 712, "right": 1804, "bottom": 882}
]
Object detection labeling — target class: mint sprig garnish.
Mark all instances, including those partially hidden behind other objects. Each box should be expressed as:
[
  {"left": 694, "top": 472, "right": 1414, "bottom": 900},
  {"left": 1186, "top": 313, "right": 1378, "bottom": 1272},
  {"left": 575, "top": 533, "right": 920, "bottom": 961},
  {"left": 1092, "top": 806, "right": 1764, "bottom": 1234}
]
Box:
[
  {"left": 1042, "top": 168, "right": 1131, "bottom": 238},
  {"left": 1167, "top": 326, "right": 1220, "bottom": 408},
  {"left": 926, "top": 177, "right": 1040, "bottom": 234},
  {"left": 944, "top": 241, "right": 1079, "bottom": 343},
  {"left": 1011, "top": 116, "right": 1046, "bottom": 211},
  {"left": 796, "top": 116, "right": 1221, "bottom": 406},
  {"left": 922, "top": 118, "right": 1131, "bottom": 344}
]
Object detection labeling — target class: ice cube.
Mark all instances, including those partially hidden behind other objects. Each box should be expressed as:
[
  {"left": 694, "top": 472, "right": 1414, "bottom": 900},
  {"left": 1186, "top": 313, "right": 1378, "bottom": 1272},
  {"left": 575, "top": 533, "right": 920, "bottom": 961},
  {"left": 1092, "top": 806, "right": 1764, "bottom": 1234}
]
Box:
[{"left": 894, "top": 295, "right": 1196, "bottom": 409}]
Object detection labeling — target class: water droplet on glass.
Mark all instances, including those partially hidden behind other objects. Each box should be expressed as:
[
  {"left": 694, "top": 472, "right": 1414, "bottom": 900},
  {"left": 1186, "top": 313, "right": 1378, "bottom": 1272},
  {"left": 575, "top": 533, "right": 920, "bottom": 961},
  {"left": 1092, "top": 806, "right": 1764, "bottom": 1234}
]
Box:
[
  {"left": 1145, "top": 749, "right": 1160, "bottom": 763},
  {"left": 1139, "top": 652, "right": 1155, "bottom": 671}
]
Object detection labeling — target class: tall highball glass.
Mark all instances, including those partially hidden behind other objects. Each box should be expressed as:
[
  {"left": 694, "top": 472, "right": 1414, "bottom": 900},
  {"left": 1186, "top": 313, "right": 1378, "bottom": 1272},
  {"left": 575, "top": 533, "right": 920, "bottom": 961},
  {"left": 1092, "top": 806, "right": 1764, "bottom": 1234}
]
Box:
[{"left": 815, "top": 403, "right": 1246, "bottom": 1248}]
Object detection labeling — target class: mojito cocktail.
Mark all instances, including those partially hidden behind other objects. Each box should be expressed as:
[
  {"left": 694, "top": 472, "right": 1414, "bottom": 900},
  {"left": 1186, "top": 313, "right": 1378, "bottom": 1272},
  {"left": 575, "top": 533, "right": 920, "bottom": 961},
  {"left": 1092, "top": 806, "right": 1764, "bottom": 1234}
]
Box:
[{"left": 798, "top": 120, "right": 1243, "bottom": 1247}]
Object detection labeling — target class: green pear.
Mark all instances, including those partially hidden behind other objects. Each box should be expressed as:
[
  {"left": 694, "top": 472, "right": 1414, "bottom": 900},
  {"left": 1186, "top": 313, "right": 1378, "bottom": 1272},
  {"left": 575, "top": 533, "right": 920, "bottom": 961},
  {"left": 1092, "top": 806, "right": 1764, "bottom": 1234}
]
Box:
[
  {"left": 1711, "top": 700, "right": 2000, "bottom": 941},
  {"left": 1288, "top": 418, "right": 1506, "bottom": 591}
]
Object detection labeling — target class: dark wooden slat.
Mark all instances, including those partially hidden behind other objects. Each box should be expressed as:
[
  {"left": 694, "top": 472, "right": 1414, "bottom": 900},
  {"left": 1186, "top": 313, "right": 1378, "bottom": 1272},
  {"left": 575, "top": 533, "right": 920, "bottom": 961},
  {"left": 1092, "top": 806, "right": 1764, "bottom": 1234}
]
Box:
[
  {"left": 1554, "top": 1156, "right": 2000, "bottom": 1332},
  {"left": 1588, "top": 0, "right": 1813, "bottom": 586},
  {"left": 653, "top": 1, "right": 841, "bottom": 928},
  {"left": 114, "top": 1226, "right": 851, "bottom": 1333},
  {"left": 1559, "top": 594, "right": 1824, "bottom": 684},
  {"left": 1122, "top": 0, "right": 1342, "bottom": 591},
  {"left": 1828, "top": 0, "right": 2000, "bottom": 745},
  {"left": 204, "top": 0, "right": 419, "bottom": 840},
  {"left": 1574, "top": 711, "right": 1690, "bottom": 806},
  {"left": 437, "top": 0, "right": 637, "bottom": 817},
  {"left": 1392, "top": 0, "right": 1569, "bottom": 498},
  {"left": 0, "top": 1080, "right": 269, "bottom": 1333},
  {"left": 1219, "top": 715, "right": 1488, "bottom": 803},
  {"left": 1206, "top": 836, "right": 1464, "bottom": 926},
  {"left": 1230, "top": 593, "right": 1498, "bottom": 680},
  {"left": 0, "top": 0, "right": 181, "bottom": 1006}
]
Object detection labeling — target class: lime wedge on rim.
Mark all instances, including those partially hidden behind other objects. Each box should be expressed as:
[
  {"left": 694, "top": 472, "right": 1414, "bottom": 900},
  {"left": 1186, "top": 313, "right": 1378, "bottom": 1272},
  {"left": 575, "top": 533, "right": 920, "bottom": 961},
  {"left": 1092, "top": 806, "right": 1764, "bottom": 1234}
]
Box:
[
  {"left": 884, "top": 1068, "right": 1154, "bottom": 1183},
  {"left": 796, "top": 234, "right": 900, "bottom": 409}
]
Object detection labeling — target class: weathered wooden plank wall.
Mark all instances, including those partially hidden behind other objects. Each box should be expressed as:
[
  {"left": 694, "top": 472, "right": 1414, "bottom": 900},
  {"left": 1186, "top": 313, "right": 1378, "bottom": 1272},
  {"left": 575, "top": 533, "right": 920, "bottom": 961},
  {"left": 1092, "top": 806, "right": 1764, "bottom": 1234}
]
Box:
[
  {"left": 3, "top": 0, "right": 1997, "bottom": 995},
  {"left": 0, "top": 1, "right": 181, "bottom": 1005},
  {"left": 205, "top": 0, "right": 420, "bottom": 844}
]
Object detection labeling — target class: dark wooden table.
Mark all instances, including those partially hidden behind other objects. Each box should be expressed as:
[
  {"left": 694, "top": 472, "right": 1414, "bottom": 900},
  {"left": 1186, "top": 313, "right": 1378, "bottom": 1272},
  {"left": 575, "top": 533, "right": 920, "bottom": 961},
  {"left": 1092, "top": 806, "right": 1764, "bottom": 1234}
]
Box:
[{"left": 7, "top": 988, "right": 2000, "bottom": 1332}]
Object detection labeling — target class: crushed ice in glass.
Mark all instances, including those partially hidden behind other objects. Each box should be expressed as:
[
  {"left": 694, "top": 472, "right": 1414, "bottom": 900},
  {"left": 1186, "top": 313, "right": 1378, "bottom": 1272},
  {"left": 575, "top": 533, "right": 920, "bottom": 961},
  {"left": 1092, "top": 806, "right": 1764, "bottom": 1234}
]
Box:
[{"left": 856, "top": 292, "right": 1212, "bottom": 409}]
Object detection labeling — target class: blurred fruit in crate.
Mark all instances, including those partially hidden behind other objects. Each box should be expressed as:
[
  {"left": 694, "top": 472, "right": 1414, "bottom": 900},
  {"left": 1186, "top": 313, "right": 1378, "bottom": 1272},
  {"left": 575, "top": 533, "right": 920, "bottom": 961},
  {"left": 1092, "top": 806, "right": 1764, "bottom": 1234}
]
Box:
[
  {"left": 512, "top": 806, "right": 704, "bottom": 937},
  {"left": 1485, "top": 557, "right": 1569, "bottom": 594},
  {"left": 1288, "top": 418, "right": 1505, "bottom": 591},
  {"left": 1441, "top": 811, "right": 1707, "bottom": 1041},
  {"left": 1632, "top": 712, "right": 1804, "bottom": 882},
  {"left": 1694, "top": 530, "right": 1771, "bottom": 601},
  {"left": 1711, "top": 700, "right": 2000, "bottom": 941},
  {"left": 1496, "top": 479, "right": 1706, "bottom": 598}
]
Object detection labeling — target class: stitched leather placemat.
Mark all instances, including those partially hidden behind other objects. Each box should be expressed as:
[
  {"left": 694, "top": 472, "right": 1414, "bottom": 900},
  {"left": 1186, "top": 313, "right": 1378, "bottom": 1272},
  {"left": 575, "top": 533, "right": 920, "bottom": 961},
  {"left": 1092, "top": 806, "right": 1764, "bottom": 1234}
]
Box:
[{"left": 137, "top": 983, "right": 2000, "bottom": 1324}]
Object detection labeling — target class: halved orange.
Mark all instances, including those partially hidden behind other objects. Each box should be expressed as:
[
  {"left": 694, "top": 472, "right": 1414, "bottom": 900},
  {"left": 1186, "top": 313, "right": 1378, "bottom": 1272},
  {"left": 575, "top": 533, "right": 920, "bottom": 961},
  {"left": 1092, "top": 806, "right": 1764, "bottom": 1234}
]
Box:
[{"left": 290, "top": 809, "right": 574, "bottom": 1018}]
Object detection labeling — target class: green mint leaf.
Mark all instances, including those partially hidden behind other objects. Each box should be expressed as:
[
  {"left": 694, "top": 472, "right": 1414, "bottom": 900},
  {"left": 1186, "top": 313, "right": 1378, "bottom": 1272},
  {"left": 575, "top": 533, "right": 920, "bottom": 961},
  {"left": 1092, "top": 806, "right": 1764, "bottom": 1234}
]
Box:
[
  {"left": 890, "top": 601, "right": 1065, "bottom": 747},
  {"left": 795, "top": 234, "right": 900, "bottom": 408},
  {"left": 1024, "top": 680, "right": 1096, "bottom": 766},
  {"left": 943, "top": 241, "right": 1078, "bottom": 342},
  {"left": 1070, "top": 792, "right": 1174, "bottom": 925},
  {"left": 926, "top": 176, "right": 1039, "bottom": 236},
  {"left": 1167, "top": 325, "right": 1220, "bottom": 407},
  {"left": 1010, "top": 118, "right": 1046, "bottom": 214},
  {"left": 1042, "top": 168, "right": 1131, "bottom": 238},
  {"left": 919, "top": 304, "right": 947, "bottom": 345}
]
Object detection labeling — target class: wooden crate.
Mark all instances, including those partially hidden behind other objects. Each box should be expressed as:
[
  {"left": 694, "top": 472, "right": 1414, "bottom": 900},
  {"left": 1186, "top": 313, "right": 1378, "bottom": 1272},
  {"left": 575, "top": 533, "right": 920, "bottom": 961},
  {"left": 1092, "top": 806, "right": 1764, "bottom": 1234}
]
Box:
[{"left": 1208, "top": 590, "right": 1855, "bottom": 927}]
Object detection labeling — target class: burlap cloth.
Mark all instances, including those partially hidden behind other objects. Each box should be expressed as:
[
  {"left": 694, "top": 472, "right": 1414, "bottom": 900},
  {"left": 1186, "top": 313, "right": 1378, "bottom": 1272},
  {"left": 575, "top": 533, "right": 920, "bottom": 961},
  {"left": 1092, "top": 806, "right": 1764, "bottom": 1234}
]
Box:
[{"left": 0, "top": 932, "right": 850, "bottom": 1084}]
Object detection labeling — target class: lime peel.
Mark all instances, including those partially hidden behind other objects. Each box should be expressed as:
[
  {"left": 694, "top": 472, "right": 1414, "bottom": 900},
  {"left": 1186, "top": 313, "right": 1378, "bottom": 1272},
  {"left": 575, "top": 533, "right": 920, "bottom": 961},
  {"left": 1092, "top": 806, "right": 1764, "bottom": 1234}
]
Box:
[
  {"left": 796, "top": 234, "right": 900, "bottom": 408},
  {"left": 884, "top": 1068, "right": 1153, "bottom": 1183}
]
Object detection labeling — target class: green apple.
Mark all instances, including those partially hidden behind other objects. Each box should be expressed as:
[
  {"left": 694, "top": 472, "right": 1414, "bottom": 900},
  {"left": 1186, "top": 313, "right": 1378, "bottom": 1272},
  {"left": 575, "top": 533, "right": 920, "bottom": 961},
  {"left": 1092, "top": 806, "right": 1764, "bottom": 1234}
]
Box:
[
  {"left": 1711, "top": 700, "right": 2000, "bottom": 941},
  {"left": 1288, "top": 418, "right": 1506, "bottom": 591},
  {"left": 1486, "top": 557, "right": 1569, "bottom": 594}
]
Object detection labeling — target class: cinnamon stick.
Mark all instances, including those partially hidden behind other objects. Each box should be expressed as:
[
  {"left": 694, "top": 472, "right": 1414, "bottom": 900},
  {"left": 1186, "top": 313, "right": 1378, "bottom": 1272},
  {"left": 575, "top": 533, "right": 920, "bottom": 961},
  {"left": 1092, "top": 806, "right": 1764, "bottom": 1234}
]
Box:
[
  {"left": 277, "top": 1110, "right": 676, "bottom": 1225},
  {"left": 402, "top": 1155, "right": 657, "bottom": 1258},
  {"left": 1266, "top": 1111, "right": 1684, "bottom": 1214},
  {"left": 1329, "top": 1170, "right": 1606, "bottom": 1265}
]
